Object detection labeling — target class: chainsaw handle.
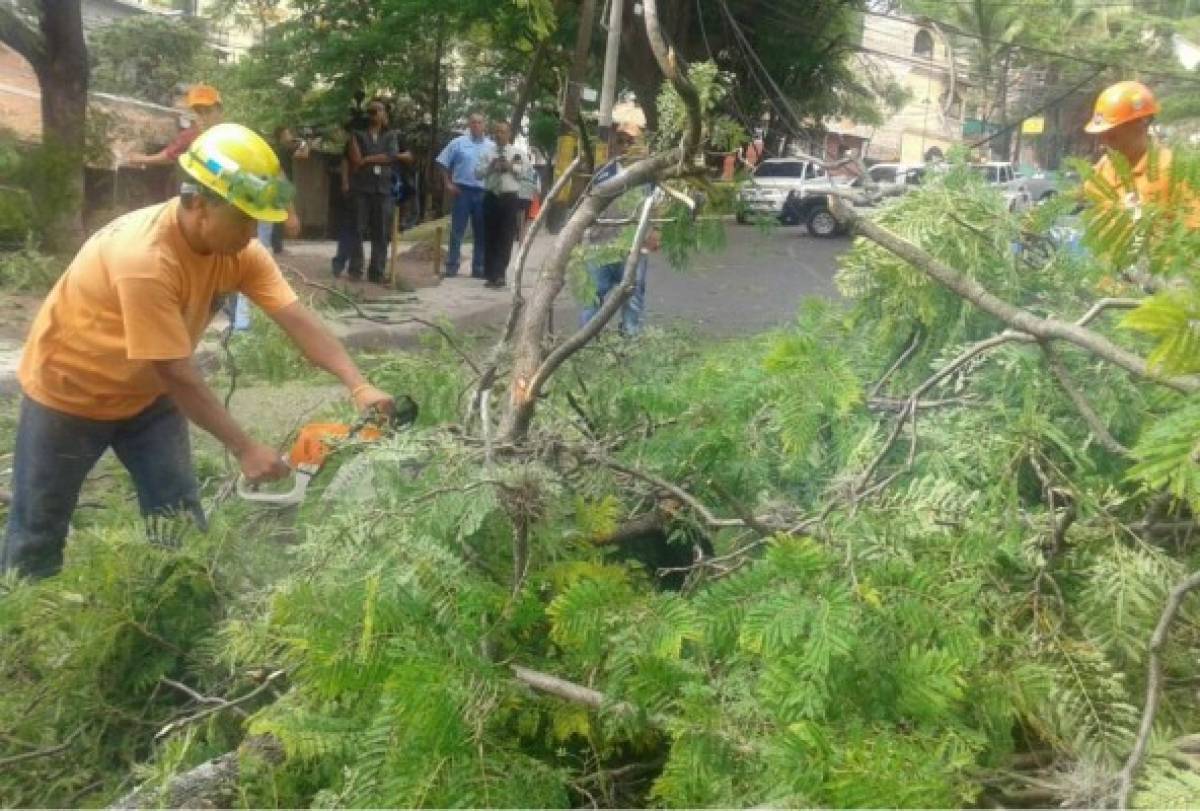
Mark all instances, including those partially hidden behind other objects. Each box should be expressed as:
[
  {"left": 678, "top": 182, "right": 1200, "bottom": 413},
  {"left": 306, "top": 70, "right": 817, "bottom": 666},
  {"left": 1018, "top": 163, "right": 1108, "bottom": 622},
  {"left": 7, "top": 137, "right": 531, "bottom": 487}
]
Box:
[{"left": 236, "top": 463, "right": 315, "bottom": 506}]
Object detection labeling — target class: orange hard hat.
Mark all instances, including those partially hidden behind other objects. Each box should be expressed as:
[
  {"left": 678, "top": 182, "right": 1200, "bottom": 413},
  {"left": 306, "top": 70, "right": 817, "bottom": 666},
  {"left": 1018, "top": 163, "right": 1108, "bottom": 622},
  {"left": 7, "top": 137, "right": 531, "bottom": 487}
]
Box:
[
  {"left": 1085, "top": 81, "right": 1159, "bottom": 134},
  {"left": 185, "top": 83, "right": 222, "bottom": 109}
]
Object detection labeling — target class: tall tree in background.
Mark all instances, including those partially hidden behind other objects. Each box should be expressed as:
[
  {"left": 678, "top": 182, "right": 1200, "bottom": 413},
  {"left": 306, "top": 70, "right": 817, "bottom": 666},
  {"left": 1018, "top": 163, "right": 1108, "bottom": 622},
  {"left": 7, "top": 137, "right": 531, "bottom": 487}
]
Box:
[
  {"left": 0, "top": 0, "right": 88, "bottom": 250},
  {"left": 90, "top": 16, "right": 211, "bottom": 106}
]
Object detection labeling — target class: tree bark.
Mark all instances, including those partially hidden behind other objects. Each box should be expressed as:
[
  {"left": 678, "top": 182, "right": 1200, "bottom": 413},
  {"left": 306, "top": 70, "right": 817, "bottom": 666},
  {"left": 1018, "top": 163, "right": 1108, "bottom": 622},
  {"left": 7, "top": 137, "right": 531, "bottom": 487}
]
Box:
[
  {"left": 37, "top": 1, "right": 87, "bottom": 250},
  {"left": 0, "top": 1, "right": 87, "bottom": 251},
  {"left": 426, "top": 19, "right": 445, "bottom": 219},
  {"left": 500, "top": 0, "right": 701, "bottom": 441}
]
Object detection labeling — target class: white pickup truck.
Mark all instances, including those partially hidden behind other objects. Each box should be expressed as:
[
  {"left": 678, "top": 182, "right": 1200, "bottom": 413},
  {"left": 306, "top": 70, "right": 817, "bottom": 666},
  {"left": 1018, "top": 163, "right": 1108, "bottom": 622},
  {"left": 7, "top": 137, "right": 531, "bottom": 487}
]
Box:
[
  {"left": 736, "top": 157, "right": 855, "bottom": 234},
  {"left": 970, "top": 162, "right": 1032, "bottom": 213}
]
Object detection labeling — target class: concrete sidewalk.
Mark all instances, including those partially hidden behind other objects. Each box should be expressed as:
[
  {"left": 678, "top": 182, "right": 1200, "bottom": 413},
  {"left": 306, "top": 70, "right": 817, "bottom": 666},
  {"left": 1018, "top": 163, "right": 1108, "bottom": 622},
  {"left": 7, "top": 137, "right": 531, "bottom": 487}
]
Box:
[{"left": 0, "top": 234, "right": 556, "bottom": 397}]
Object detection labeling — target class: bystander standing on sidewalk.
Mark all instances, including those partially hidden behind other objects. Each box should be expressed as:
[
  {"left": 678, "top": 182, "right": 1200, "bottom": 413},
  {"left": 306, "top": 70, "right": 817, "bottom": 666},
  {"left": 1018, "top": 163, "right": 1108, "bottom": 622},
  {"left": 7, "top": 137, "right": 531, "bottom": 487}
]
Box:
[
  {"left": 476, "top": 121, "right": 527, "bottom": 289},
  {"left": 436, "top": 112, "right": 493, "bottom": 278},
  {"left": 348, "top": 102, "right": 412, "bottom": 284}
]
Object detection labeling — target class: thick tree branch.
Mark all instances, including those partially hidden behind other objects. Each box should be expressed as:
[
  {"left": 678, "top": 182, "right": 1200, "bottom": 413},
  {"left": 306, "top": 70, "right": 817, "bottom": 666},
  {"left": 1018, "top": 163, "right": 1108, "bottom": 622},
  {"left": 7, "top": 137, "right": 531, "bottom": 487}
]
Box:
[
  {"left": 525, "top": 196, "right": 655, "bottom": 402},
  {"left": 470, "top": 155, "right": 584, "bottom": 425},
  {"left": 0, "top": 4, "right": 45, "bottom": 70},
  {"left": 1115, "top": 570, "right": 1200, "bottom": 809},
  {"left": 112, "top": 735, "right": 283, "bottom": 809},
  {"left": 829, "top": 198, "right": 1200, "bottom": 394},
  {"left": 644, "top": 0, "right": 701, "bottom": 154}
]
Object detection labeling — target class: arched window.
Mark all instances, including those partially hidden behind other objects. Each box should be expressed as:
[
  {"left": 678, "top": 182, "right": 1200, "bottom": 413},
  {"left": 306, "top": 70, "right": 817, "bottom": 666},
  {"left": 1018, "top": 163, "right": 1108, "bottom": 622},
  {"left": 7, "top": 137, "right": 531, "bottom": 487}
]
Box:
[{"left": 913, "top": 29, "right": 934, "bottom": 58}]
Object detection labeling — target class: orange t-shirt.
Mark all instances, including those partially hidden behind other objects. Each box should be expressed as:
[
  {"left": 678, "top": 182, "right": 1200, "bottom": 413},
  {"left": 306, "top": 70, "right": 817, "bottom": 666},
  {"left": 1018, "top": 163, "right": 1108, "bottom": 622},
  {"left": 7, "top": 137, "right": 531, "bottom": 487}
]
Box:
[
  {"left": 19, "top": 200, "right": 298, "bottom": 420},
  {"left": 1088, "top": 145, "right": 1200, "bottom": 229}
]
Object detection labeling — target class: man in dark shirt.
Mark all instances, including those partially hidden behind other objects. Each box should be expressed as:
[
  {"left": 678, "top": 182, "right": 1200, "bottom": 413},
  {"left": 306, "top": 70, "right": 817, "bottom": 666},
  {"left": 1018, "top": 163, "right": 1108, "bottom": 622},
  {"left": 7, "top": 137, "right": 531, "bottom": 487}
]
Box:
[{"left": 348, "top": 101, "right": 412, "bottom": 283}]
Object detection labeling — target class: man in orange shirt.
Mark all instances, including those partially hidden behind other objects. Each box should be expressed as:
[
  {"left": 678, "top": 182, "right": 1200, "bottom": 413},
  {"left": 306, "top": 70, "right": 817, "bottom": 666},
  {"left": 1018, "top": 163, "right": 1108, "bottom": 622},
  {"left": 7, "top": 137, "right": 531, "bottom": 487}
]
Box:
[
  {"left": 2, "top": 123, "right": 393, "bottom": 579},
  {"left": 1084, "top": 80, "right": 1200, "bottom": 229}
]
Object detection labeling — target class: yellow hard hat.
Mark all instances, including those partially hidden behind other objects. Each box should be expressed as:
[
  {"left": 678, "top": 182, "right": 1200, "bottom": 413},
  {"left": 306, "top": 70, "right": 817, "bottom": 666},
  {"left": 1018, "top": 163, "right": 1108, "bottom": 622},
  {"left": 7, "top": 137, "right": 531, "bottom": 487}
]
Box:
[
  {"left": 1084, "top": 81, "right": 1159, "bottom": 134},
  {"left": 185, "top": 83, "right": 222, "bottom": 109},
  {"left": 178, "top": 122, "right": 293, "bottom": 223}
]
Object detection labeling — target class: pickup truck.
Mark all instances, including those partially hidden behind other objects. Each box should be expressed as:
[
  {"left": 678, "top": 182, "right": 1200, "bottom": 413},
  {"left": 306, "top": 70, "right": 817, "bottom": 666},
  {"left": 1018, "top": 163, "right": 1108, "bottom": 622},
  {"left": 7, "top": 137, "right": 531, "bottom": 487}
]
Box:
[
  {"left": 970, "top": 162, "right": 1032, "bottom": 213},
  {"left": 736, "top": 157, "right": 854, "bottom": 232}
]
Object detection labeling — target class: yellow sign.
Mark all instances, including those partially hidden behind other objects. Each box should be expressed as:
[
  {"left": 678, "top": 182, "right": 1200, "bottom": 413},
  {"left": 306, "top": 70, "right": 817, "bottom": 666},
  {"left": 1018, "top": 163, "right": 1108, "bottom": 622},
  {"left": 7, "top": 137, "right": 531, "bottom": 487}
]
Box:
[
  {"left": 1021, "top": 117, "right": 1045, "bottom": 135},
  {"left": 553, "top": 134, "right": 578, "bottom": 203}
]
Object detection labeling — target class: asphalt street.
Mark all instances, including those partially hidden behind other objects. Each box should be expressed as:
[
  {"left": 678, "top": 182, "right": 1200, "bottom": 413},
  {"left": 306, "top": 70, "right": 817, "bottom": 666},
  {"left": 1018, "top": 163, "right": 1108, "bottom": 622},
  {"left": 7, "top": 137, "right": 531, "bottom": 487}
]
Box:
[{"left": 560, "top": 222, "right": 851, "bottom": 337}]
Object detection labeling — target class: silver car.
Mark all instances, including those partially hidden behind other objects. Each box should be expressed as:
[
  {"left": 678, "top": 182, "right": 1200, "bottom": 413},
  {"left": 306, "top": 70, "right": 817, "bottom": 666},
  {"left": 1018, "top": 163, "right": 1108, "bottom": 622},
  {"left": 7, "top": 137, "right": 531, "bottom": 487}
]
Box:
[{"left": 737, "top": 158, "right": 848, "bottom": 223}]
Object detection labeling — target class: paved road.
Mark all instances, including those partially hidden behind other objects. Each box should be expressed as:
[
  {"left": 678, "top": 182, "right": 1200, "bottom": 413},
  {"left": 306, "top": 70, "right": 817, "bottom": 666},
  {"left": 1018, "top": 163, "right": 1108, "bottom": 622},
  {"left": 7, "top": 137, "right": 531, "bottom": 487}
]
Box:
[{"left": 558, "top": 223, "right": 851, "bottom": 336}]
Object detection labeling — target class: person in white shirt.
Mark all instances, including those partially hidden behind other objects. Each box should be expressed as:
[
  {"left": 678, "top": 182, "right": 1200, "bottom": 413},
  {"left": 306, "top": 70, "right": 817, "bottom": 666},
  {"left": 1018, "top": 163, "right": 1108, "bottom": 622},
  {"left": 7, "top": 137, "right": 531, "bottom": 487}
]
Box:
[{"left": 475, "top": 121, "right": 529, "bottom": 289}]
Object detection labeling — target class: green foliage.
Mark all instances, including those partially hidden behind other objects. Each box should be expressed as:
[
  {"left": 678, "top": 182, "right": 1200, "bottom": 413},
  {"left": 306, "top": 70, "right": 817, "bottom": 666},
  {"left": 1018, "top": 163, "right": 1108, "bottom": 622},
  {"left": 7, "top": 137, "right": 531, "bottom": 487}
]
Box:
[
  {"left": 89, "top": 16, "right": 214, "bottom": 106},
  {"left": 9, "top": 146, "right": 1200, "bottom": 809},
  {"left": 0, "top": 241, "right": 62, "bottom": 291},
  {"left": 655, "top": 61, "right": 745, "bottom": 152}
]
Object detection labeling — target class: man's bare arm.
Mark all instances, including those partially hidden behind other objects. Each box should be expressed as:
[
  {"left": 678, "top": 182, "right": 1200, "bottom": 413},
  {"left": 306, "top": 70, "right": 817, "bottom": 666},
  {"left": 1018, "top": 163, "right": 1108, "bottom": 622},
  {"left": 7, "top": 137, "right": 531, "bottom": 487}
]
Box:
[
  {"left": 152, "top": 358, "right": 287, "bottom": 481},
  {"left": 267, "top": 301, "right": 393, "bottom": 413}
]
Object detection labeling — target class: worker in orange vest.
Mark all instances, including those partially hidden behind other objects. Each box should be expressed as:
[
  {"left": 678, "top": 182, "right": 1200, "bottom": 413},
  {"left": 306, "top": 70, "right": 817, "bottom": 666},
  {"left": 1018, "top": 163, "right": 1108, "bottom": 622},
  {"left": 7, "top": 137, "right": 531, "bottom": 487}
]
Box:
[{"left": 1084, "top": 80, "right": 1200, "bottom": 229}]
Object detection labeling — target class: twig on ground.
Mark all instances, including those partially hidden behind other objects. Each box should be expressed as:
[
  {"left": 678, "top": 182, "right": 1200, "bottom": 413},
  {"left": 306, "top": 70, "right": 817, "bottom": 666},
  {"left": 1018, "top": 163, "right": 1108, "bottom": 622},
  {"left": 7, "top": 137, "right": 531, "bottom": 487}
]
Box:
[
  {"left": 154, "top": 670, "right": 285, "bottom": 742},
  {"left": 870, "top": 331, "right": 921, "bottom": 398},
  {"left": 587, "top": 451, "right": 780, "bottom": 535},
  {"left": 0, "top": 727, "right": 84, "bottom": 771},
  {"left": 1115, "top": 569, "right": 1200, "bottom": 809},
  {"left": 277, "top": 262, "right": 481, "bottom": 374},
  {"left": 160, "top": 678, "right": 250, "bottom": 719},
  {"left": 1040, "top": 342, "right": 1130, "bottom": 456}
]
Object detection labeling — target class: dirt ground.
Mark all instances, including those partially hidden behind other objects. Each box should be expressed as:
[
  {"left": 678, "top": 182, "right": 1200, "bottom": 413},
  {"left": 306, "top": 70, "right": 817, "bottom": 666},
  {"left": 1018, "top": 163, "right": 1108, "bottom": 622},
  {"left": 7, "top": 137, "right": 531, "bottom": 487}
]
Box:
[{"left": 0, "top": 294, "right": 44, "bottom": 343}]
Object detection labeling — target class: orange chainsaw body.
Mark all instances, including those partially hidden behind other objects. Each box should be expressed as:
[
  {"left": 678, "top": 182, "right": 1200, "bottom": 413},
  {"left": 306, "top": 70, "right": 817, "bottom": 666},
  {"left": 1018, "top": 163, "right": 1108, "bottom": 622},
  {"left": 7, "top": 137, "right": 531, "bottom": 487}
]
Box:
[{"left": 287, "top": 422, "right": 384, "bottom": 469}]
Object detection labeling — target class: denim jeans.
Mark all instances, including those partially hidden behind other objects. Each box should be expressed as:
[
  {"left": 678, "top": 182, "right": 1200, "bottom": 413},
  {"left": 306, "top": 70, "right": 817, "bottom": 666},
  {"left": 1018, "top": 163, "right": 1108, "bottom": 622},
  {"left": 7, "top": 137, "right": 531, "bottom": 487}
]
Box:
[
  {"left": 580, "top": 254, "right": 648, "bottom": 336},
  {"left": 1, "top": 396, "right": 206, "bottom": 579},
  {"left": 446, "top": 186, "right": 485, "bottom": 278}
]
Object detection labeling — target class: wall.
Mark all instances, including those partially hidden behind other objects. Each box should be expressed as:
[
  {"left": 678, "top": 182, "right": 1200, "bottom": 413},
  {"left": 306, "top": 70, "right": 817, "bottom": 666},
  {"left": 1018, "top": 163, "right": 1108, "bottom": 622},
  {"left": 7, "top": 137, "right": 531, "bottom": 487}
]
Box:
[{"left": 828, "top": 13, "right": 969, "bottom": 163}]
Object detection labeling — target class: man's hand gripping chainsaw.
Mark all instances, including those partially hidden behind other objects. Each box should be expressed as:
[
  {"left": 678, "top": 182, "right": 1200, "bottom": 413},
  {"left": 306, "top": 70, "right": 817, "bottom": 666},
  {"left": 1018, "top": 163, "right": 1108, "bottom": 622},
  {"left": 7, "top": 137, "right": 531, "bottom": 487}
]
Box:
[{"left": 237, "top": 395, "right": 418, "bottom": 506}]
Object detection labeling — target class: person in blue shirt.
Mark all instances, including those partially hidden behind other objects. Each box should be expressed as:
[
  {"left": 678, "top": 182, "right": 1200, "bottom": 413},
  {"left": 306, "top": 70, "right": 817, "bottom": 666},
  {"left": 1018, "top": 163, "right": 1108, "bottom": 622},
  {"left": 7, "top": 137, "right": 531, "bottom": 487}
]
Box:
[{"left": 436, "top": 112, "right": 494, "bottom": 278}]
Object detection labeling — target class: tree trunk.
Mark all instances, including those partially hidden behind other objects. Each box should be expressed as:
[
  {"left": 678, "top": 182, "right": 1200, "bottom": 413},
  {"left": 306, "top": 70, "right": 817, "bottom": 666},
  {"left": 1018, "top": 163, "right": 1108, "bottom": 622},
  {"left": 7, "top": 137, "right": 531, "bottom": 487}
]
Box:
[
  {"left": 37, "top": 1, "right": 87, "bottom": 251},
  {"left": 993, "top": 47, "right": 1012, "bottom": 160},
  {"left": 510, "top": 37, "right": 550, "bottom": 136},
  {"left": 426, "top": 20, "right": 445, "bottom": 219},
  {"left": 545, "top": 0, "right": 597, "bottom": 232}
]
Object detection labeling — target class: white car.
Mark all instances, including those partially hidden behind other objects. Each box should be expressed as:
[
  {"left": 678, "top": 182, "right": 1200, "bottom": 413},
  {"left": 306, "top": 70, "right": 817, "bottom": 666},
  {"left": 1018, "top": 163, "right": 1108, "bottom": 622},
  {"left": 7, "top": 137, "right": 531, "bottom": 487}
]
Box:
[
  {"left": 864, "top": 163, "right": 926, "bottom": 193},
  {"left": 971, "top": 162, "right": 1032, "bottom": 213},
  {"left": 736, "top": 157, "right": 850, "bottom": 223}
]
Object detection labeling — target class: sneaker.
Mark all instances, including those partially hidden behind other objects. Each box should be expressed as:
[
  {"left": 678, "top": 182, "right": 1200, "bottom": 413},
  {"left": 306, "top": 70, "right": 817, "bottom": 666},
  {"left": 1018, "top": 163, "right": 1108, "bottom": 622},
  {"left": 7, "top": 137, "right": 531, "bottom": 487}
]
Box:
[{"left": 331, "top": 259, "right": 345, "bottom": 278}]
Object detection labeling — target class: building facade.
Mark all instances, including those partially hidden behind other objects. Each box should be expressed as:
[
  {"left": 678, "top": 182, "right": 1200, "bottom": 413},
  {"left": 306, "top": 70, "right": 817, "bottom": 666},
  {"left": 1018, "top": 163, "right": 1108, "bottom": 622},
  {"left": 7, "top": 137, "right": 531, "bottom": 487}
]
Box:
[{"left": 826, "top": 12, "right": 970, "bottom": 164}]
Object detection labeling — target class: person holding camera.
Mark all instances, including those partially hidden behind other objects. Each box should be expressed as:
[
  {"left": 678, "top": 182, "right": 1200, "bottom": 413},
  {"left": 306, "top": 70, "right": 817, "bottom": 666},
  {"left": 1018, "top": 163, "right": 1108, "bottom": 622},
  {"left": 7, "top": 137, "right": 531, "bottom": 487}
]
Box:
[
  {"left": 475, "top": 121, "right": 527, "bottom": 289},
  {"left": 348, "top": 101, "right": 412, "bottom": 283}
]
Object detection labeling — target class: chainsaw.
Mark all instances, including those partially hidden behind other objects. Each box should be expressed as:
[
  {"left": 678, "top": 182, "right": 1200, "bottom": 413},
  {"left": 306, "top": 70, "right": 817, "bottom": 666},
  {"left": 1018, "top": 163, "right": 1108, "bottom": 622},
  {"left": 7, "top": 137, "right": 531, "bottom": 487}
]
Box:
[{"left": 237, "top": 395, "right": 418, "bottom": 507}]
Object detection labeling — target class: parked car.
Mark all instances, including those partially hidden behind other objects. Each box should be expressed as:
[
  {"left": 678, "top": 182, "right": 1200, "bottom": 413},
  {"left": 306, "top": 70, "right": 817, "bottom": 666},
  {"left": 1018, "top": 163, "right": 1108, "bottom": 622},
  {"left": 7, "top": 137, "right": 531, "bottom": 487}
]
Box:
[
  {"left": 736, "top": 157, "right": 851, "bottom": 224},
  {"left": 864, "top": 162, "right": 926, "bottom": 194},
  {"left": 970, "top": 161, "right": 1032, "bottom": 213},
  {"left": 1015, "top": 170, "right": 1061, "bottom": 203}
]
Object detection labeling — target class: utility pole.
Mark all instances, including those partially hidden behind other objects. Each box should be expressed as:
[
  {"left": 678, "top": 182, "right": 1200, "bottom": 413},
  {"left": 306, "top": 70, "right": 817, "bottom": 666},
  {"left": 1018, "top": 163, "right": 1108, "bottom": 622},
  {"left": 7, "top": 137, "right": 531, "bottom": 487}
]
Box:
[{"left": 596, "top": 0, "right": 626, "bottom": 156}]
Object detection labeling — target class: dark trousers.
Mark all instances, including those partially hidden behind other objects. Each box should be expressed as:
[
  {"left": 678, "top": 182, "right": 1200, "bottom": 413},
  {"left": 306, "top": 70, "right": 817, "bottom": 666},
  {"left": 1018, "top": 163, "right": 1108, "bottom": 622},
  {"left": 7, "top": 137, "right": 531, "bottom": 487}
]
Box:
[
  {"left": 483, "top": 191, "right": 518, "bottom": 284},
  {"left": 1, "top": 396, "right": 205, "bottom": 580},
  {"left": 331, "top": 196, "right": 357, "bottom": 277},
  {"left": 349, "top": 191, "right": 390, "bottom": 281}
]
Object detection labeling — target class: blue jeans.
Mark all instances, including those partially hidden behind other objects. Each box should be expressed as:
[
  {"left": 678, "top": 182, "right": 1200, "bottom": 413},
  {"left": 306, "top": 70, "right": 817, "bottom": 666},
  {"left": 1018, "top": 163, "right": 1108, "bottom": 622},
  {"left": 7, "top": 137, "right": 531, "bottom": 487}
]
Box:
[
  {"left": 446, "top": 186, "right": 485, "bottom": 277},
  {"left": 580, "top": 254, "right": 648, "bottom": 336},
  {"left": 2, "top": 396, "right": 205, "bottom": 579}
]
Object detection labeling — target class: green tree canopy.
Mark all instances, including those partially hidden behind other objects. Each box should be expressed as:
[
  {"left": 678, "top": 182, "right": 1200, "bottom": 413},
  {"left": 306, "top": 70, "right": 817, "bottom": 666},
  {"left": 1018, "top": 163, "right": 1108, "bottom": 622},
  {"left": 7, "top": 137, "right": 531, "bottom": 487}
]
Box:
[{"left": 89, "top": 15, "right": 214, "bottom": 107}]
